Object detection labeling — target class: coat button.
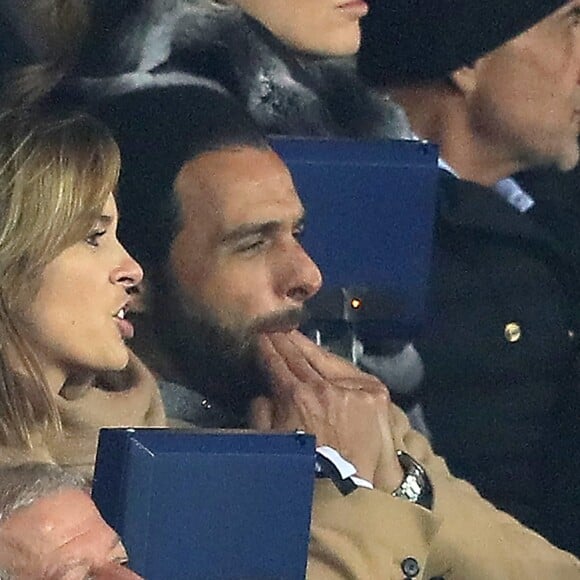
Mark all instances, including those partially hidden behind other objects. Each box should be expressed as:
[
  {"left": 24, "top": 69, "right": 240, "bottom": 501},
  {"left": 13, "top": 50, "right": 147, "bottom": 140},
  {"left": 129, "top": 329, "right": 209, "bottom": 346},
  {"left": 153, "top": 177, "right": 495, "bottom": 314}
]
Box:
[
  {"left": 568, "top": 329, "right": 575, "bottom": 341},
  {"left": 401, "top": 556, "right": 420, "bottom": 577},
  {"left": 504, "top": 322, "right": 521, "bottom": 343}
]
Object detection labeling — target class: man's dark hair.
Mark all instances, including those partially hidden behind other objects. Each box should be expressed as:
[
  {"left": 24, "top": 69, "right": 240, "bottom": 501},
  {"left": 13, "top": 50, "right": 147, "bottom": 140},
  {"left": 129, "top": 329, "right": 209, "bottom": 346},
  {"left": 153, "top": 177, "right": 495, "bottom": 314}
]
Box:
[
  {"left": 92, "top": 84, "right": 273, "bottom": 418},
  {"left": 93, "top": 83, "right": 270, "bottom": 274}
]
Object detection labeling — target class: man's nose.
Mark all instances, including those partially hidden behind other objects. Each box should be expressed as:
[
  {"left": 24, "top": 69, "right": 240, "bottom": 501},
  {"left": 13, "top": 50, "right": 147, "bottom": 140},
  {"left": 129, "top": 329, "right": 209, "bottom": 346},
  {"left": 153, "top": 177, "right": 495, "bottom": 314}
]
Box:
[{"left": 281, "top": 245, "right": 323, "bottom": 303}]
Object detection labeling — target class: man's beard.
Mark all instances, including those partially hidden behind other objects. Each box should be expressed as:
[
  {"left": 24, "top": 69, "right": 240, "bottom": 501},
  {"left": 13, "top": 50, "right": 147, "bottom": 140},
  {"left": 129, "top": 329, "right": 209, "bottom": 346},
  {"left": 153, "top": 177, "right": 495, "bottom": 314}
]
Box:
[
  {"left": 232, "top": 307, "right": 305, "bottom": 336},
  {"left": 145, "top": 271, "right": 305, "bottom": 425}
]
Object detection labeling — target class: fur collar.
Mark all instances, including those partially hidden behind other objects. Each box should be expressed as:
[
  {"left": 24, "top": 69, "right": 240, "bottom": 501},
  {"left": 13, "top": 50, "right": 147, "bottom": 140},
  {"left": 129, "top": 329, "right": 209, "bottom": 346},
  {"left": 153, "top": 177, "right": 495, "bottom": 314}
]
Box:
[{"left": 81, "top": 0, "right": 412, "bottom": 139}]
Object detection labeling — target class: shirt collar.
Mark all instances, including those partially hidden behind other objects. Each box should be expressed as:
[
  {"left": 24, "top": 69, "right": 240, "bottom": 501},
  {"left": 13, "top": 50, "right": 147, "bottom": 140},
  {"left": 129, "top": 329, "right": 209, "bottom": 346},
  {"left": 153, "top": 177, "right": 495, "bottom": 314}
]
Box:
[{"left": 437, "top": 158, "right": 535, "bottom": 213}]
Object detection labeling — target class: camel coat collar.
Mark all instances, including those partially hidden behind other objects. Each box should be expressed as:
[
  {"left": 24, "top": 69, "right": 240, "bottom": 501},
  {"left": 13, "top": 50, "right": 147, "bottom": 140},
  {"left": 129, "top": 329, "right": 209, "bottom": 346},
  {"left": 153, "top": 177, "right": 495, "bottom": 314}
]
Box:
[{"left": 0, "top": 354, "right": 166, "bottom": 480}]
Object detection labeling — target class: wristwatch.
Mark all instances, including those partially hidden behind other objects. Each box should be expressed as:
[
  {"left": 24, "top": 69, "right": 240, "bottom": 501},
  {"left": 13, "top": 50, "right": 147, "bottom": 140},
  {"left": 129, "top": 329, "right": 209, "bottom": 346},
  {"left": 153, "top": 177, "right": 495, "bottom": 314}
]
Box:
[{"left": 392, "top": 450, "right": 433, "bottom": 510}]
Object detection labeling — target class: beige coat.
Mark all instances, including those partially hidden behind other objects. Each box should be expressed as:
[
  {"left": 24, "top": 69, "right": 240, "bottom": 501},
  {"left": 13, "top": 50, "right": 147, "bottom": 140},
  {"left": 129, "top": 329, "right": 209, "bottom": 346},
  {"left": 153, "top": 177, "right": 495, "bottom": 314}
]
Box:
[
  {"left": 0, "top": 354, "right": 166, "bottom": 480},
  {"left": 308, "top": 404, "right": 580, "bottom": 579},
  {"left": 0, "top": 358, "right": 577, "bottom": 578}
]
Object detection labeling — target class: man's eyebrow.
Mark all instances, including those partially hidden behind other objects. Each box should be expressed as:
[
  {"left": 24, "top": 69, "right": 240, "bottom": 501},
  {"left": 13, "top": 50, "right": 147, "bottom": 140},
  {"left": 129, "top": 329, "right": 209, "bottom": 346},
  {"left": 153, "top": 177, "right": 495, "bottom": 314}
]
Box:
[
  {"left": 221, "top": 215, "right": 306, "bottom": 244},
  {"left": 53, "top": 559, "right": 91, "bottom": 577},
  {"left": 53, "top": 533, "right": 123, "bottom": 577},
  {"left": 109, "top": 533, "right": 123, "bottom": 552},
  {"left": 221, "top": 221, "right": 280, "bottom": 243},
  {"left": 294, "top": 215, "right": 306, "bottom": 231}
]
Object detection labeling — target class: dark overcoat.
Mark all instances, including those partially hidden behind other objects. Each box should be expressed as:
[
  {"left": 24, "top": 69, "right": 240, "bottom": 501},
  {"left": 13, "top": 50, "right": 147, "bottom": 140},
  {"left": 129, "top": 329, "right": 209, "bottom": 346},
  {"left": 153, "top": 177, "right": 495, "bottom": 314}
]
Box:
[{"left": 416, "top": 171, "right": 580, "bottom": 555}]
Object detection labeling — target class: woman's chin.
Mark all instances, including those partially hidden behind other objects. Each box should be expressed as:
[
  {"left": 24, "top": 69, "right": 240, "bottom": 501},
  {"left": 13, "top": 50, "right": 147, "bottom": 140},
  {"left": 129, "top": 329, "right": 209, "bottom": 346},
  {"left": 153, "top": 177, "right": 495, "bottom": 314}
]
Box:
[
  {"left": 99, "top": 346, "right": 131, "bottom": 373},
  {"left": 112, "top": 350, "right": 131, "bottom": 371}
]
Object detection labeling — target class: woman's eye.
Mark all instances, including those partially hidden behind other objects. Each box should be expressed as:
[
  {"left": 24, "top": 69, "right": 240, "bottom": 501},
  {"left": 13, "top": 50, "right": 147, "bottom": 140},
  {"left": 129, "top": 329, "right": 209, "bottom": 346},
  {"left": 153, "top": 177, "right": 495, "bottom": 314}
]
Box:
[{"left": 85, "top": 229, "right": 107, "bottom": 247}]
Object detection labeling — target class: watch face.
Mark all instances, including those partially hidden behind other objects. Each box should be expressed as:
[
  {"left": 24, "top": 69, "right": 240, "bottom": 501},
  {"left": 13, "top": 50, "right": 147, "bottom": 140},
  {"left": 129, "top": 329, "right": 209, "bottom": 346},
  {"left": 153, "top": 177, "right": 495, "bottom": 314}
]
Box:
[
  {"left": 393, "top": 450, "right": 433, "bottom": 510},
  {"left": 399, "top": 474, "right": 422, "bottom": 502}
]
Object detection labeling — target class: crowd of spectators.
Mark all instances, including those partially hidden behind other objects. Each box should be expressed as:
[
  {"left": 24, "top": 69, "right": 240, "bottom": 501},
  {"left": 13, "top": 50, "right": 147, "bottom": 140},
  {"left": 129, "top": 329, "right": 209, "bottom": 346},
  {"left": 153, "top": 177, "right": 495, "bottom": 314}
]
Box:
[{"left": 0, "top": 1, "right": 578, "bottom": 577}]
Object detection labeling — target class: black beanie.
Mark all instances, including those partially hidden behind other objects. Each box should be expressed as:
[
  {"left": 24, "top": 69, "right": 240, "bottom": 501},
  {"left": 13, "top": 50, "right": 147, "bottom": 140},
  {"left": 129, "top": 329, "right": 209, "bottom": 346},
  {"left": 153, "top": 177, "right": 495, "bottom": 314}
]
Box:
[{"left": 359, "top": 0, "right": 569, "bottom": 85}]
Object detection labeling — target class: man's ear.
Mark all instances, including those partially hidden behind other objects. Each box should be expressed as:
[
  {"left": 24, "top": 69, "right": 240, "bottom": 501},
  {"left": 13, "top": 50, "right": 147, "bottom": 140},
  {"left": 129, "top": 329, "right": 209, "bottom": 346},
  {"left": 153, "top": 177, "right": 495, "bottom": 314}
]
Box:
[{"left": 448, "top": 64, "right": 478, "bottom": 95}]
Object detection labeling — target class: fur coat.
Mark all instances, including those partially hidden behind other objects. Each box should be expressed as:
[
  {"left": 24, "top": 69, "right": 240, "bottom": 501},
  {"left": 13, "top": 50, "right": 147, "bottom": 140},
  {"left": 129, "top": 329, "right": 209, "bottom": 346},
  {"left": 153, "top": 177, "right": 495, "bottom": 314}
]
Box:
[{"left": 78, "top": 0, "right": 412, "bottom": 140}]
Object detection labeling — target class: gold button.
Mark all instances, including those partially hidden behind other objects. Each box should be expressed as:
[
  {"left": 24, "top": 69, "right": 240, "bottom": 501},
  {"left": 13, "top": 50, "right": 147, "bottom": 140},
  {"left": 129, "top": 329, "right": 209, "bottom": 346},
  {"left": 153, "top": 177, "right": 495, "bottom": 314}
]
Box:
[
  {"left": 504, "top": 322, "right": 522, "bottom": 343},
  {"left": 350, "top": 298, "right": 362, "bottom": 310}
]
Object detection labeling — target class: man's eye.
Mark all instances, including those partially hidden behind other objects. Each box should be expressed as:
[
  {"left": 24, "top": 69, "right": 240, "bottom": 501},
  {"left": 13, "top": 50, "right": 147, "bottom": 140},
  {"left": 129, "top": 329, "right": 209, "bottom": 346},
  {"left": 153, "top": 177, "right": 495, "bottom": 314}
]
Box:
[
  {"left": 112, "top": 557, "right": 130, "bottom": 567},
  {"left": 236, "top": 238, "right": 265, "bottom": 253},
  {"left": 85, "top": 229, "right": 106, "bottom": 247}
]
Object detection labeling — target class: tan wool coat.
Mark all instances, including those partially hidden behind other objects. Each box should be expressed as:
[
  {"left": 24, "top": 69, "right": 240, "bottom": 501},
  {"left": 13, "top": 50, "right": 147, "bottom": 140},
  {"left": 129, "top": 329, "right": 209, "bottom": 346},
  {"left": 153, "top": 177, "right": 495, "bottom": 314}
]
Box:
[
  {"left": 0, "top": 354, "right": 166, "bottom": 480},
  {"left": 308, "top": 404, "right": 580, "bottom": 579},
  {"left": 0, "top": 354, "right": 577, "bottom": 578}
]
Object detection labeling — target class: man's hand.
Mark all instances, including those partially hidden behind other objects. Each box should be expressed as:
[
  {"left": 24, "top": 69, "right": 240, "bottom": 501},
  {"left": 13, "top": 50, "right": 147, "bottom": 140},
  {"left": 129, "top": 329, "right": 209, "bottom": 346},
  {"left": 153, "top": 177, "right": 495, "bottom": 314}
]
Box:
[{"left": 249, "top": 331, "right": 404, "bottom": 492}]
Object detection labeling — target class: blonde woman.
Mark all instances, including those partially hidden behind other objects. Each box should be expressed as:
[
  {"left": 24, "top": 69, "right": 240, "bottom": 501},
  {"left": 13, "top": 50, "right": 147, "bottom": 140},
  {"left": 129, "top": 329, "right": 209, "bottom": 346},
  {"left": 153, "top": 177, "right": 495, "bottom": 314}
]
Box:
[{"left": 0, "top": 108, "right": 165, "bottom": 476}]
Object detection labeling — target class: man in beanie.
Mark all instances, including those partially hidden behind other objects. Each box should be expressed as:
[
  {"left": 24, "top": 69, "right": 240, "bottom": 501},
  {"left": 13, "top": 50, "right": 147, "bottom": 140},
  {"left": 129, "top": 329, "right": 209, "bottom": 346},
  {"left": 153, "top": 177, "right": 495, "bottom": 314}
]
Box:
[{"left": 360, "top": 0, "right": 580, "bottom": 554}]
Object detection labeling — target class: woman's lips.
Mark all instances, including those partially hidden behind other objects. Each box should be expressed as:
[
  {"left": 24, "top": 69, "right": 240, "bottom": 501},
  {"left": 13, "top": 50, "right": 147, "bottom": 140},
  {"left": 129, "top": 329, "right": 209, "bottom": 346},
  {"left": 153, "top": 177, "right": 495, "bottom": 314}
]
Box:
[
  {"left": 116, "top": 317, "right": 134, "bottom": 340},
  {"left": 337, "top": 0, "right": 369, "bottom": 17}
]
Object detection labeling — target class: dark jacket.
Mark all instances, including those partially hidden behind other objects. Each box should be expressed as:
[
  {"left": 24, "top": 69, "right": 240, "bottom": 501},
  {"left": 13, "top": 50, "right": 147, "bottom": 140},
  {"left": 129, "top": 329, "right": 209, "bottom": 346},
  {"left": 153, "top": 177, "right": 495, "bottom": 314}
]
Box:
[{"left": 416, "top": 170, "right": 580, "bottom": 555}]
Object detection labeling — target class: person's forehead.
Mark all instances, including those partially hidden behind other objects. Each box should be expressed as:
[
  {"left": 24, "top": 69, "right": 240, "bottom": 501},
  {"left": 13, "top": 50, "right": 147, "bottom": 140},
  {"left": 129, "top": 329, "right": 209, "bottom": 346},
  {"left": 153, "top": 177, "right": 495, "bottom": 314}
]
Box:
[
  {"left": 175, "top": 147, "right": 303, "bottom": 227},
  {"left": 2, "top": 489, "right": 111, "bottom": 547}
]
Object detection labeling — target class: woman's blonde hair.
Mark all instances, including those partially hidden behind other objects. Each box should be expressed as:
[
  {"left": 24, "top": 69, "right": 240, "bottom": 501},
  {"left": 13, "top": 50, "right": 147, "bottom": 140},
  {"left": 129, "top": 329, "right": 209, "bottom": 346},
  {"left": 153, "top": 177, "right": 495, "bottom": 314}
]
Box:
[{"left": 0, "top": 108, "right": 121, "bottom": 448}]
